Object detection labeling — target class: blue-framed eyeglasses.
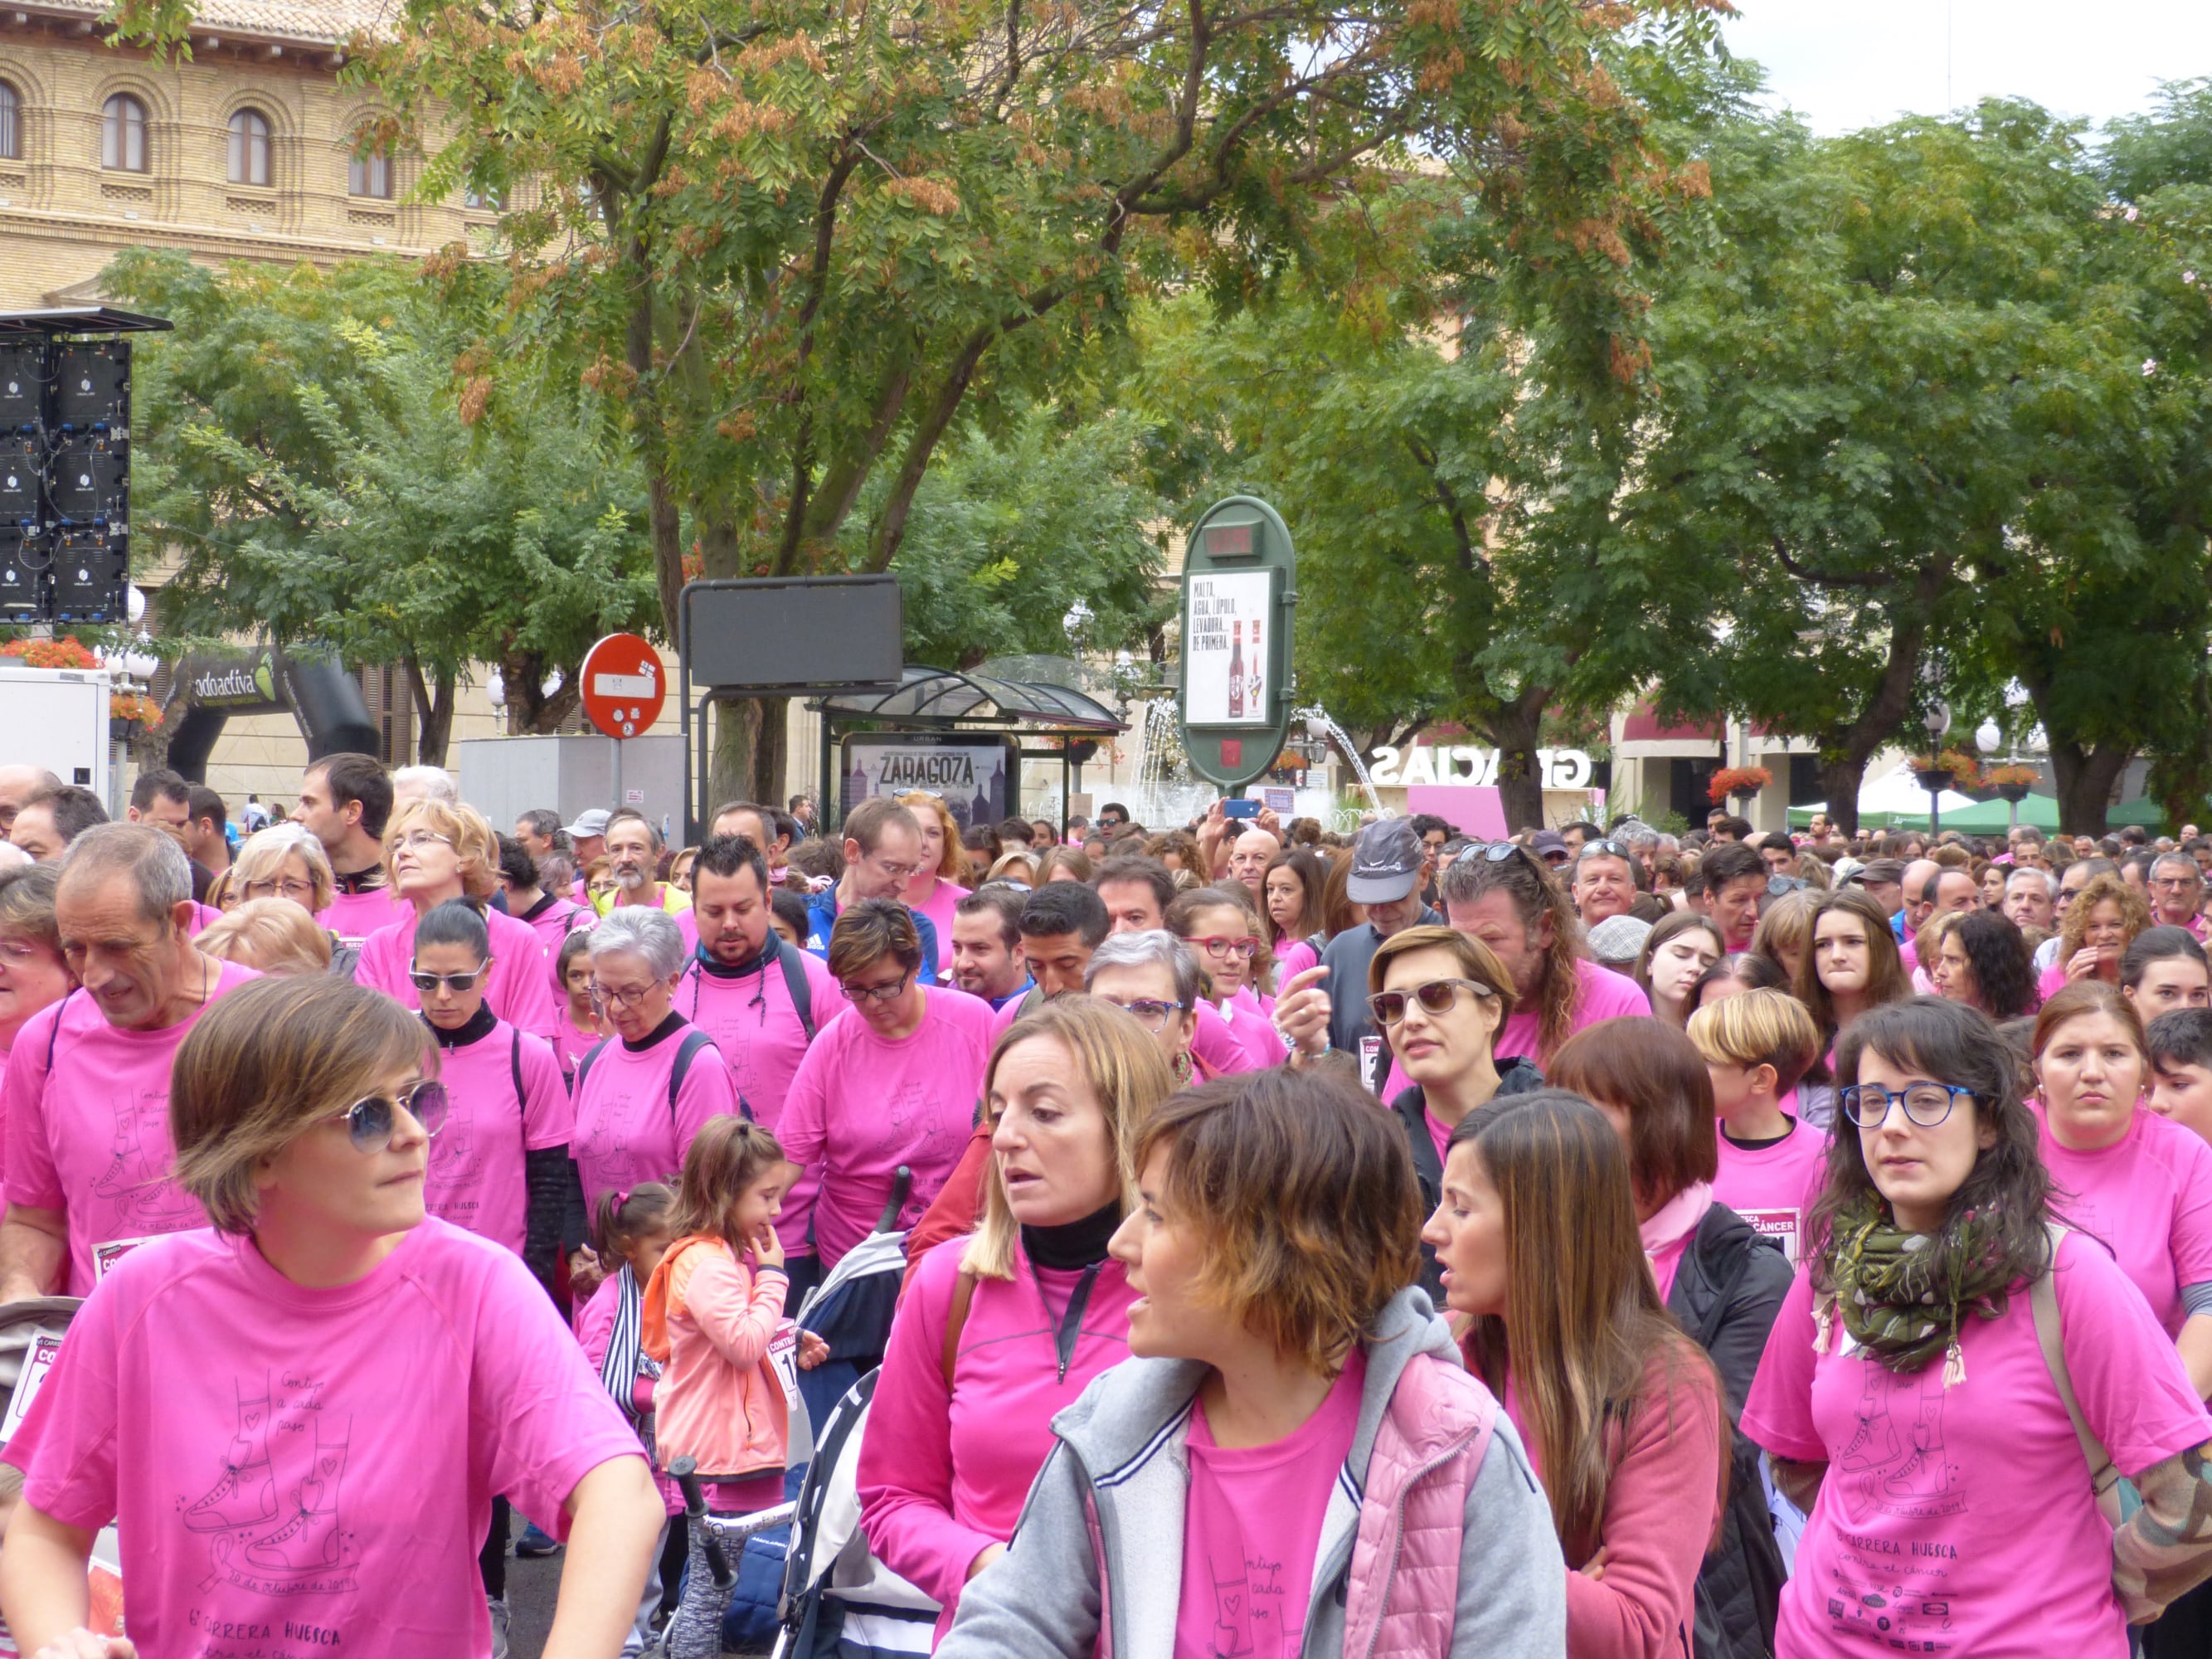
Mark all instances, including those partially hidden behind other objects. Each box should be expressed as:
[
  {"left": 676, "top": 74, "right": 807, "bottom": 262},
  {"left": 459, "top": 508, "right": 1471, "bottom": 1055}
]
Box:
[{"left": 1839, "top": 1082, "right": 1975, "bottom": 1129}]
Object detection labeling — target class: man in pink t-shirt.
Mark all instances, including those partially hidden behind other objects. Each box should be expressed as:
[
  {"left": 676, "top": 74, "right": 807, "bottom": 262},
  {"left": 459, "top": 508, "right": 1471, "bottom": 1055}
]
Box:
[
  {"left": 678, "top": 834, "right": 837, "bottom": 1131},
  {"left": 1438, "top": 844, "right": 1650, "bottom": 1070},
  {"left": 0, "top": 825, "right": 259, "bottom": 1299},
  {"left": 780, "top": 900, "right": 997, "bottom": 1266},
  {"left": 298, "top": 754, "right": 411, "bottom": 946},
  {"left": 2149, "top": 850, "right": 2212, "bottom": 943}
]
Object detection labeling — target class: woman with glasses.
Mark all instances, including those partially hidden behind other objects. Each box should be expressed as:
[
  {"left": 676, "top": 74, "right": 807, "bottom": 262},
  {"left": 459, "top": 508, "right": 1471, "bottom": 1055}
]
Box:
[
  {"left": 2039, "top": 871, "right": 2152, "bottom": 1003},
  {"left": 1083, "top": 929, "right": 1205, "bottom": 1080},
  {"left": 779, "top": 899, "right": 997, "bottom": 1271},
  {"left": 1748, "top": 998, "right": 2212, "bottom": 1656},
  {"left": 353, "top": 799, "right": 559, "bottom": 1043},
  {"left": 2031, "top": 981, "right": 2212, "bottom": 1398},
  {"left": 227, "top": 823, "right": 336, "bottom": 916},
  {"left": 0, "top": 975, "right": 663, "bottom": 1659},
  {"left": 1366, "top": 924, "right": 1543, "bottom": 1300},
  {"left": 0, "top": 864, "right": 73, "bottom": 1067},
  {"left": 1166, "top": 886, "right": 1284, "bottom": 1070},
  {"left": 860, "top": 1000, "right": 1171, "bottom": 1640},
  {"left": 1634, "top": 912, "right": 1725, "bottom": 1028},
  {"left": 569, "top": 907, "right": 738, "bottom": 1227}
]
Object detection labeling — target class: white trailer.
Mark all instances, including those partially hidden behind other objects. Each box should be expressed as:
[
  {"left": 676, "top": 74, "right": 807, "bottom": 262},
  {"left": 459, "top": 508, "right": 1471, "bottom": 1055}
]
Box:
[{"left": 0, "top": 662, "right": 111, "bottom": 803}]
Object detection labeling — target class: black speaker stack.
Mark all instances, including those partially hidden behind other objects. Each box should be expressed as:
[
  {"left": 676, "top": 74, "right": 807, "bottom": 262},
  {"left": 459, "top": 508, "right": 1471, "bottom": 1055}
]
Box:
[{"left": 0, "top": 310, "right": 171, "bottom": 630}]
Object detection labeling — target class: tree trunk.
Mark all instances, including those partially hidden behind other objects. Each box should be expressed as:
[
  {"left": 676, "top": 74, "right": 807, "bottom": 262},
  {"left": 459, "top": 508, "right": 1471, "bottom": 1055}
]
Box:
[
  {"left": 708, "top": 696, "right": 795, "bottom": 815},
  {"left": 2047, "top": 741, "right": 2131, "bottom": 837},
  {"left": 1486, "top": 689, "right": 1548, "bottom": 834},
  {"left": 498, "top": 649, "right": 581, "bottom": 735},
  {"left": 1819, "top": 752, "right": 1872, "bottom": 840},
  {"left": 405, "top": 656, "right": 458, "bottom": 768}
]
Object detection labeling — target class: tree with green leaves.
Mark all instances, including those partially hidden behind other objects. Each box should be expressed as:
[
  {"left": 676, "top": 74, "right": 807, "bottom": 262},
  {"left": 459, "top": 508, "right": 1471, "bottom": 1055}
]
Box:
[
  {"left": 114, "top": 0, "right": 1734, "bottom": 801},
  {"left": 106, "top": 248, "right": 659, "bottom": 763}
]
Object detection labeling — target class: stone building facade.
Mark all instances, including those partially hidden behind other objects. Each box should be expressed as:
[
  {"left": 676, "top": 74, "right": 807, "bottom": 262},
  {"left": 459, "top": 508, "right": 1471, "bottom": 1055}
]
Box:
[{"left": 0, "top": 0, "right": 495, "bottom": 306}]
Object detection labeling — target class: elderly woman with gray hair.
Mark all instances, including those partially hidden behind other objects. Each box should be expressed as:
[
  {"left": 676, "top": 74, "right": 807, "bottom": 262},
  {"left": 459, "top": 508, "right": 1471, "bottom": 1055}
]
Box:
[
  {"left": 1083, "top": 928, "right": 1207, "bottom": 1080},
  {"left": 566, "top": 907, "right": 741, "bottom": 1292}
]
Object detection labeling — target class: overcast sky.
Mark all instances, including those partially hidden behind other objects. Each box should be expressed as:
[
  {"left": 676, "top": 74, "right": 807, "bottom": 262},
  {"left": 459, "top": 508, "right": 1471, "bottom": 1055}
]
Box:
[{"left": 1722, "top": 1, "right": 2212, "bottom": 135}]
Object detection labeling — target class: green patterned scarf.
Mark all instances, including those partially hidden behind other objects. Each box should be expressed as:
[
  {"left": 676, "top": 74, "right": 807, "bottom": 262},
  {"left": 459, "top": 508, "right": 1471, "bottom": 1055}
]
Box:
[{"left": 1815, "top": 1194, "right": 2017, "bottom": 1384}]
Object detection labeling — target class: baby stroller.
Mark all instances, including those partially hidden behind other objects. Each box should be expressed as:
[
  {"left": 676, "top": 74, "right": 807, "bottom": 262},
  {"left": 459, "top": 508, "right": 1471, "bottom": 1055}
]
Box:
[
  {"left": 791, "top": 1167, "right": 912, "bottom": 1434},
  {"left": 771, "top": 1369, "right": 941, "bottom": 1659},
  {"left": 654, "top": 1458, "right": 800, "bottom": 1659}
]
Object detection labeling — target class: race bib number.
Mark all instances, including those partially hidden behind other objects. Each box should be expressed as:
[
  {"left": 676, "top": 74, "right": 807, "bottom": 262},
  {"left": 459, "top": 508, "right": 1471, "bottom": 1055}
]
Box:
[
  {"left": 1359, "top": 1034, "right": 1384, "bottom": 1096},
  {"left": 1738, "top": 1207, "right": 1802, "bottom": 1264},
  {"left": 94, "top": 1237, "right": 158, "bottom": 1280},
  {"left": 769, "top": 1321, "right": 802, "bottom": 1412},
  {"left": 0, "top": 1332, "right": 62, "bottom": 1445}
]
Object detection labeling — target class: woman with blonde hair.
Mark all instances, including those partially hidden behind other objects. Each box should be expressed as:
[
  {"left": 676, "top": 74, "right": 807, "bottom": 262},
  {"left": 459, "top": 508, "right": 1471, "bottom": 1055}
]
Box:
[
  {"left": 860, "top": 998, "right": 1173, "bottom": 1637},
  {"left": 2039, "top": 869, "right": 2152, "bottom": 1002},
  {"left": 902, "top": 791, "right": 973, "bottom": 951},
  {"left": 227, "top": 822, "right": 336, "bottom": 917},
  {"left": 1035, "top": 845, "right": 1092, "bottom": 887},
  {"left": 195, "top": 896, "right": 335, "bottom": 977},
  {"left": 352, "top": 797, "right": 560, "bottom": 1041}
]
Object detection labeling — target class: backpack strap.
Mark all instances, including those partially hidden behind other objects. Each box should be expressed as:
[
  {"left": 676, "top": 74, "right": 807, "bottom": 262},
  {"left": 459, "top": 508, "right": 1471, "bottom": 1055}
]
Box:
[
  {"left": 573, "top": 1036, "right": 611, "bottom": 1097},
  {"left": 2030, "top": 1220, "right": 2126, "bottom": 1528},
  {"left": 940, "top": 1268, "right": 979, "bottom": 1390},
  {"left": 775, "top": 937, "right": 815, "bottom": 1040},
  {"left": 508, "top": 1027, "right": 526, "bottom": 1113},
  {"left": 667, "top": 1028, "right": 715, "bottom": 1112}
]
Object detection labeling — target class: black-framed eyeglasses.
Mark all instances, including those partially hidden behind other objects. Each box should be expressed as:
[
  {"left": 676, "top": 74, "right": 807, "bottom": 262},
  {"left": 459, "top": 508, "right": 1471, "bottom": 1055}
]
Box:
[
  {"left": 410, "top": 963, "right": 490, "bottom": 995},
  {"left": 1369, "top": 978, "right": 1498, "bottom": 1025},
  {"left": 1099, "top": 996, "right": 1186, "bottom": 1032},
  {"left": 328, "top": 1078, "right": 448, "bottom": 1151},
  {"left": 842, "top": 971, "right": 914, "bottom": 1005},
  {"left": 589, "top": 980, "right": 657, "bottom": 1010},
  {"left": 1839, "top": 1082, "right": 1974, "bottom": 1129}
]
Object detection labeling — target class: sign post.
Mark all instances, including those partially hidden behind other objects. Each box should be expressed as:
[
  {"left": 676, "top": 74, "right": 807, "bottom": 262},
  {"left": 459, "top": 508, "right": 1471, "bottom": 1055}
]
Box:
[
  {"left": 1178, "top": 496, "right": 1296, "bottom": 791},
  {"left": 579, "top": 633, "right": 668, "bottom": 817}
]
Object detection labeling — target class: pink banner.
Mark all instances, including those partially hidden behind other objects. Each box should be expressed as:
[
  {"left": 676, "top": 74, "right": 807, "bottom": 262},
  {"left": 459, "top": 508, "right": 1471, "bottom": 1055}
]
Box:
[{"left": 1406, "top": 785, "right": 1510, "bottom": 839}]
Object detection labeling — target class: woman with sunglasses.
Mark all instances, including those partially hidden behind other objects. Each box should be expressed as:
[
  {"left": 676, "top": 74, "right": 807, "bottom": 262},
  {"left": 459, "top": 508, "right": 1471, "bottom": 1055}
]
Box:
[
  {"left": 1082, "top": 929, "right": 1206, "bottom": 1080},
  {"left": 1744, "top": 998, "right": 2212, "bottom": 1657},
  {"left": 779, "top": 899, "right": 997, "bottom": 1271},
  {"left": 1167, "top": 886, "right": 1285, "bottom": 1070},
  {"left": 354, "top": 798, "right": 560, "bottom": 1044},
  {"left": 0, "top": 975, "right": 662, "bottom": 1659},
  {"left": 1366, "top": 924, "right": 1544, "bottom": 1300},
  {"left": 568, "top": 907, "right": 738, "bottom": 1256},
  {"left": 2032, "top": 981, "right": 2212, "bottom": 1398}
]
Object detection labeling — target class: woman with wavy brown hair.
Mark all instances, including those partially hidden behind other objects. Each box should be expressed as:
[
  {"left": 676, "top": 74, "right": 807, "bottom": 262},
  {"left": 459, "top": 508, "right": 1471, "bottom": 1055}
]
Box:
[{"left": 2039, "top": 870, "right": 2152, "bottom": 1003}]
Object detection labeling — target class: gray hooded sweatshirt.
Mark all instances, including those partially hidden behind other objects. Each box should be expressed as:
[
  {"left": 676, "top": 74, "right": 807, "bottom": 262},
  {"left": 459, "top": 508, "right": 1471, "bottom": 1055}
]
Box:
[{"left": 936, "top": 1286, "right": 1567, "bottom": 1659}]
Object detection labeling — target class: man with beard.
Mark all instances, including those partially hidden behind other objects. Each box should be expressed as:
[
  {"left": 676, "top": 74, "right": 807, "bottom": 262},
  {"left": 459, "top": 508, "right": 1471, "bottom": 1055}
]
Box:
[{"left": 591, "top": 809, "right": 693, "bottom": 919}]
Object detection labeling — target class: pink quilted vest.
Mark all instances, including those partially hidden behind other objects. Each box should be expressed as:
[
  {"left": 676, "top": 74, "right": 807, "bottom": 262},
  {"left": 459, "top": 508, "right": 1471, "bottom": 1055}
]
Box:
[{"left": 1340, "top": 1352, "right": 1500, "bottom": 1659}]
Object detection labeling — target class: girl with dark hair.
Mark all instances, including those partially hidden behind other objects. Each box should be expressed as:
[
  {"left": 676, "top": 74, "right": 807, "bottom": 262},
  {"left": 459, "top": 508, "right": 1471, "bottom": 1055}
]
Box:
[
  {"left": 1424, "top": 1089, "right": 1726, "bottom": 1659},
  {"left": 1745, "top": 998, "right": 2212, "bottom": 1657},
  {"left": 1262, "top": 847, "right": 1333, "bottom": 982},
  {"left": 2124, "top": 926, "right": 2211, "bottom": 1023},
  {"left": 552, "top": 927, "right": 608, "bottom": 1083},
  {"left": 1689, "top": 951, "right": 1787, "bottom": 1014},
  {"left": 1634, "top": 912, "right": 1725, "bottom": 1027},
  {"left": 937, "top": 1069, "right": 1564, "bottom": 1659},
  {"left": 1791, "top": 889, "right": 1913, "bottom": 1053},
  {"left": 1935, "top": 907, "right": 2039, "bottom": 1020},
  {"left": 1166, "top": 885, "right": 1281, "bottom": 1069},
  {"left": 2032, "top": 982, "right": 2212, "bottom": 1395}
]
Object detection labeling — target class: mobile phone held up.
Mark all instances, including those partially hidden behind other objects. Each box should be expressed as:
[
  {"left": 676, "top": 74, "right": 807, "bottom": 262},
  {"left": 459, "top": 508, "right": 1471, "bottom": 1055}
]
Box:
[{"left": 1223, "top": 798, "right": 1262, "bottom": 821}]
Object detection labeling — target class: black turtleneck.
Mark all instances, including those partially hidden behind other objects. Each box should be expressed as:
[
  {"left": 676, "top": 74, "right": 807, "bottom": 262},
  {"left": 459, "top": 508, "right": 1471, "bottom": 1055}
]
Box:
[
  {"left": 695, "top": 932, "right": 779, "bottom": 980},
  {"left": 423, "top": 1004, "right": 498, "bottom": 1049},
  {"left": 624, "top": 1010, "right": 687, "bottom": 1053},
  {"left": 333, "top": 864, "right": 388, "bottom": 895},
  {"left": 1023, "top": 1199, "right": 1121, "bottom": 1272}
]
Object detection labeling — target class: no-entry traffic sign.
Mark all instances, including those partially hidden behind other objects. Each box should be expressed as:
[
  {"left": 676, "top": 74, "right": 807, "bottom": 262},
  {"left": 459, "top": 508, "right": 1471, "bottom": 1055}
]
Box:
[{"left": 580, "top": 633, "right": 665, "bottom": 740}]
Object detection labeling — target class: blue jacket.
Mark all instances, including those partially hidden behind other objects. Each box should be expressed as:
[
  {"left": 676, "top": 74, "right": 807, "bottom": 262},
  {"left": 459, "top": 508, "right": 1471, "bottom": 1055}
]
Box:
[{"left": 805, "top": 889, "right": 939, "bottom": 983}]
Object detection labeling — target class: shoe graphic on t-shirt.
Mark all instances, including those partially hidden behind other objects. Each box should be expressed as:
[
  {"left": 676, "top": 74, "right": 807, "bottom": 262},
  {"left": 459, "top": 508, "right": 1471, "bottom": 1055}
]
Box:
[
  {"left": 182, "top": 1379, "right": 278, "bottom": 1533},
  {"left": 237, "top": 1422, "right": 359, "bottom": 1591},
  {"left": 1209, "top": 1568, "right": 1255, "bottom": 1658}
]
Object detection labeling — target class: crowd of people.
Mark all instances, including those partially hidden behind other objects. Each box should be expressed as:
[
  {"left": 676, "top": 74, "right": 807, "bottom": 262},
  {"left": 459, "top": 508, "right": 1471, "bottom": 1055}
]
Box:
[{"left": 2, "top": 757, "right": 2211, "bottom": 1659}]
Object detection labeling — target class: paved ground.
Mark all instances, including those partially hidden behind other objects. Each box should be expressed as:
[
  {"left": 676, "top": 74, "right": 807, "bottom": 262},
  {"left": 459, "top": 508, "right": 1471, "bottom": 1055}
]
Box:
[{"left": 504, "top": 1520, "right": 565, "bottom": 1659}]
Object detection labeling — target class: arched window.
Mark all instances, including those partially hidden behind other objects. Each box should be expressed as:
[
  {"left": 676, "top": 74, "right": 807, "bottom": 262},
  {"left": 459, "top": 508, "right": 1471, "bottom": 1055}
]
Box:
[
  {"left": 101, "top": 93, "right": 147, "bottom": 173},
  {"left": 348, "top": 145, "right": 390, "bottom": 199},
  {"left": 0, "top": 82, "right": 20, "bottom": 163},
  {"left": 226, "top": 108, "right": 270, "bottom": 186}
]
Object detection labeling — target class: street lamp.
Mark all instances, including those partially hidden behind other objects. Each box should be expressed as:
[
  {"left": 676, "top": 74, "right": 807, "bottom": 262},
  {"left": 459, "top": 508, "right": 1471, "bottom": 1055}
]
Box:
[
  {"left": 1975, "top": 718, "right": 2018, "bottom": 833},
  {"left": 1923, "top": 701, "right": 1952, "bottom": 835}
]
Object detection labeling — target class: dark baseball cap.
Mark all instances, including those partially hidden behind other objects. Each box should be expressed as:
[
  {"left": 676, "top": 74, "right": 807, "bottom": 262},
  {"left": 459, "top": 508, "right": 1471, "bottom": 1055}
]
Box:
[{"left": 1348, "top": 819, "right": 1423, "bottom": 904}]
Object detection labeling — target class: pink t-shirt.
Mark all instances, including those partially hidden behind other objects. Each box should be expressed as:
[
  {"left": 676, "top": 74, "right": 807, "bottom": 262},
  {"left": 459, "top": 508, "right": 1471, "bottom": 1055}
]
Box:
[
  {"left": 551, "top": 1011, "right": 605, "bottom": 1083},
  {"left": 777, "top": 987, "right": 996, "bottom": 1266},
  {"left": 1273, "top": 937, "right": 1320, "bottom": 986},
  {"left": 355, "top": 904, "right": 561, "bottom": 1044},
  {"left": 1174, "top": 1347, "right": 1367, "bottom": 1659},
  {"left": 568, "top": 1015, "right": 741, "bottom": 1205},
  {"left": 1743, "top": 1235, "right": 2212, "bottom": 1659},
  {"left": 1713, "top": 1116, "right": 1830, "bottom": 1265},
  {"left": 317, "top": 883, "right": 410, "bottom": 948},
  {"left": 1189, "top": 995, "right": 1263, "bottom": 1078},
  {"left": 2, "top": 1220, "right": 643, "bottom": 1659},
  {"left": 2035, "top": 1102, "right": 2212, "bottom": 1336},
  {"left": 909, "top": 878, "right": 970, "bottom": 964},
  {"left": 3, "top": 962, "right": 260, "bottom": 1295},
  {"left": 676, "top": 945, "right": 839, "bottom": 1131},
  {"left": 1219, "top": 987, "right": 1286, "bottom": 1071},
  {"left": 519, "top": 893, "right": 593, "bottom": 966},
  {"left": 425, "top": 1018, "right": 573, "bottom": 1256},
  {"left": 1493, "top": 957, "right": 1651, "bottom": 1065}
]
